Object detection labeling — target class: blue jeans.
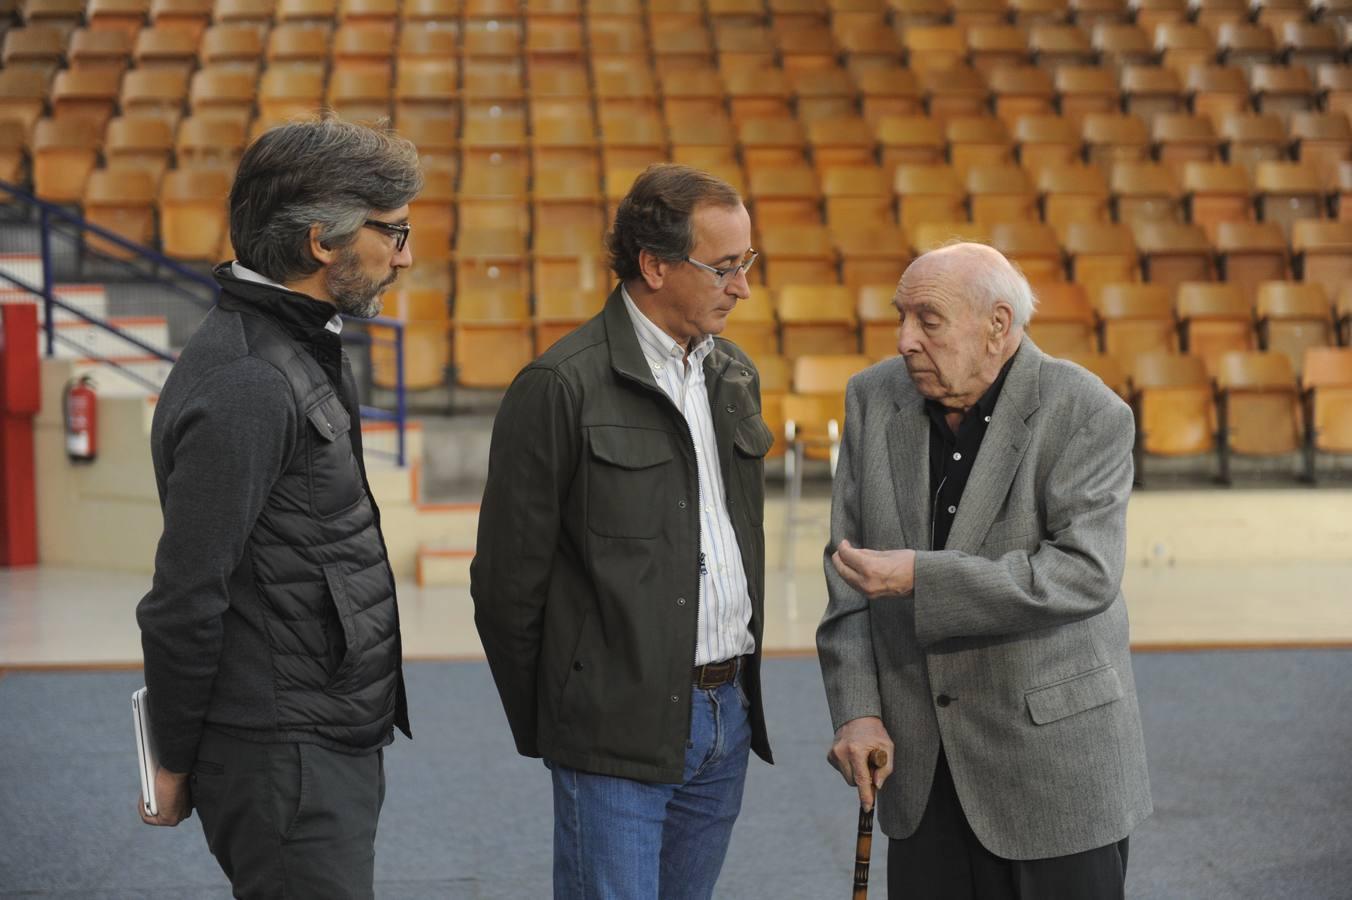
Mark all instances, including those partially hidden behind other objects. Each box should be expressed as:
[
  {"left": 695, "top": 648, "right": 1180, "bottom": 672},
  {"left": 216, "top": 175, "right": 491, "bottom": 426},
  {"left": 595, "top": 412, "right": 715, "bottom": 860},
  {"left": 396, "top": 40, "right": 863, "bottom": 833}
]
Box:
[{"left": 550, "top": 679, "right": 753, "bottom": 900}]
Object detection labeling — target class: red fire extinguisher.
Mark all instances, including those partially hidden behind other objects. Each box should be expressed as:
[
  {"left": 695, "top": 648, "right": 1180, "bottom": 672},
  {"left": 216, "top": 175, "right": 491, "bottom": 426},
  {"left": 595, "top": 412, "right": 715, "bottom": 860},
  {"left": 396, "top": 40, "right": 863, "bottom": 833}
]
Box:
[{"left": 64, "top": 375, "right": 98, "bottom": 463}]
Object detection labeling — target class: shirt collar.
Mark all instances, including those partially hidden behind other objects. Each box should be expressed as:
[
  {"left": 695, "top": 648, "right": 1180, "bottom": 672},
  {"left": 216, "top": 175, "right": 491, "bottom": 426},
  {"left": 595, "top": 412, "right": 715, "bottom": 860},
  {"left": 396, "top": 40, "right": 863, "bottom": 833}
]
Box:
[
  {"left": 923, "top": 347, "right": 1020, "bottom": 425},
  {"left": 620, "top": 283, "right": 715, "bottom": 370},
  {"left": 230, "top": 261, "right": 343, "bottom": 335}
]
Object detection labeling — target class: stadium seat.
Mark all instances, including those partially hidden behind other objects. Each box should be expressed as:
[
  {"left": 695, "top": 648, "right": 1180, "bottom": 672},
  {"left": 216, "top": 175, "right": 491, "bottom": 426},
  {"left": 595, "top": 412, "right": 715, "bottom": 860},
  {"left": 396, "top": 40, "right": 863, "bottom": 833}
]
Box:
[
  {"left": 266, "top": 23, "right": 330, "bottom": 65},
  {"left": 1251, "top": 63, "right": 1316, "bottom": 124},
  {"left": 1013, "top": 115, "right": 1083, "bottom": 176},
  {"left": 919, "top": 64, "right": 988, "bottom": 123},
  {"left": 1026, "top": 281, "right": 1097, "bottom": 354},
  {"left": 533, "top": 289, "right": 606, "bottom": 355},
  {"left": 1152, "top": 113, "right": 1222, "bottom": 180},
  {"left": 333, "top": 22, "right": 397, "bottom": 73},
  {"left": 31, "top": 117, "right": 100, "bottom": 203},
  {"left": 807, "top": 116, "right": 877, "bottom": 173},
  {"left": 1055, "top": 66, "right": 1121, "bottom": 129},
  {"left": 968, "top": 26, "right": 1033, "bottom": 77},
  {"left": 1092, "top": 22, "right": 1154, "bottom": 69},
  {"left": 1064, "top": 350, "right": 1130, "bottom": 396},
  {"left": 777, "top": 284, "right": 859, "bottom": 358},
  {"left": 340, "top": 0, "right": 398, "bottom": 23},
  {"left": 759, "top": 225, "right": 838, "bottom": 287},
  {"left": 747, "top": 165, "right": 822, "bottom": 227},
  {"left": 1190, "top": 66, "right": 1255, "bottom": 130},
  {"left": 1112, "top": 162, "right": 1185, "bottom": 225},
  {"left": 458, "top": 163, "right": 529, "bottom": 233},
  {"left": 2, "top": 26, "right": 68, "bottom": 81},
  {"left": 1096, "top": 282, "right": 1179, "bottom": 369},
  {"left": 1029, "top": 23, "right": 1097, "bottom": 71},
  {"left": 1083, "top": 113, "right": 1152, "bottom": 171},
  {"left": 1316, "top": 64, "right": 1352, "bottom": 122},
  {"left": 82, "top": 167, "right": 158, "bottom": 259},
  {"left": 876, "top": 115, "right": 946, "bottom": 170},
  {"left": 1039, "top": 164, "right": 1112, "bottom": 236},
  {"left": 1288, "top": 112, "right": 1352, "bottom": 185},
  {"left": 454, "top": 228, "right": 529, "bottom": 295},
  {"left": 399, "top": 112, "right": 458, "bottom": 178},
  {"left": 1176, "top": 282, "right": 1256, "bottom": 373},
  {"left": 257, "top": 66, "right": 325, "bottom": 122},
  {"left": 783, "top": 353, "right": 871, "bottom": 483},
  {"left": 987, "top": 66, "right": 1055, "bottom": 127},
  {"left": 911, "top": 221, "right": 991, "bottom": 251},
  {"left": 1256, "top": 281, "right": 1334, "bottom": 374},
  {"left": 1219, "top": 112, "right": 1289, "bottom": 175},
  {"left": 1156, "top": 22, "right": 1216, "bottom": 77},
  {"left": 159, "top": 167, "right": 231, "bottom": 260},
  {"left": 149, "top": 0, "right": 213, "bottom": 38},
  {"left": 832, "top": 224, "right": 912, "bottom": 288},
  {"left": 821, "top": 165, "right": 892, "bottom": 228},
  {"left": 1214, "top": 221, "right": 1289, "bottom": 300},
  {"left": 1292, "top": 220, "right": 1352, "bottom": 300},
  {"left": 1065, "top": 222, "right": 1140, "bottom": 302},
  {"left": 856, "top": 283, "right": 900, "bottom": 358},
  {"left": 1071, "top": 0, "right": 1130, "bottom": 24},
  {"left": 132, "top": 26, "right": 199, "bottom": 78},
  {"left": 87, "top": 0, "right": 153, "bottom": 39},
  {"left": 1215, "top": 350, "right": 1302, "bottom": 479},
  {"left": 68, "top": 28, "right": 134, "bottom": 78},
  {"left": 1121, "top": 64, "right": 1185, "bottom": 126},
  {"left": 894, "top": 164, "right": 966, "bottom": 232},
  {"left": 1182, "top": 161, "right": 1254, "bottom": 242},
  {"left": 739, "top": 117, "right": 808, "bottom": 170},
  {"left": 1135, "top": 220, "right": 1215, "bottom": 288},
  {"left": 790, "top": 67, "right": 857, "bottom": 124},
  {"left": 947, "top": 115, "right": 1015, "bottom": 178},
  {"left": 1130, "top": 351, "right": 1217, "bottom": 466},
  {"left": 902, "top": 24, "right": 966, "bottom": 73},
  {"left": 532, "top": 225, "right": 609, "bottom": 305},
  {"left": 1133, "top": 0, "right": 1188, "bottom": 34},
  {"left": 1255, "top": 160, "right": 1328, "bottom": 242},
  {"left": 199, "top": 24, "right": 264, "bottom": 69},
  {"left": 0, "top": 69, "right": 49, "bottom": 137},
  {"left": 856, "top": 66, "right": 922, "bottom": 125},
  {"left": 532, "top": 166, "right": 603, "bottom": 231},
  {"left": 1280, "top": 22, "right": 1341, "bottom": 79},
  {"left": 452, "top": 289, "right": 532, "bottom": 388},
  {"left": 327, "top": 66, "right": 393, "bottom": 125},
  {"left": 405, "top": 168, "right": 454, "bottom": 262},
  {"left": 1301, "top": 346, "right": 1352, "bottom": 477},
  {"left": 0, "top": 120, "right": 25, "bottom": 184},
  {"left": 968, "top": 164, "right": 1040, "bottom": 226},
  {"left": 175, "top": 115, "right": 248, "bottom": 170},
  {"left": 988, "top": 221, "right": 1066, "bottom": 282},
  {"left": 719, "top": 286, "right": 780, "bottom": 359},
  {"left": 666, "top": 114, "right": 737, "bottom": 168},
  {"left": 103, "top": 115, "right": 174, "bottom": 184},
  {"left": 1215, "top": 22, "right": 1279, "bottom": 74},
  {"left": 49, "top": 70, "right": 120, "bottom": 130},
  {"left": 1337, "top": 284, "right": 1352, "bottom": 345}
]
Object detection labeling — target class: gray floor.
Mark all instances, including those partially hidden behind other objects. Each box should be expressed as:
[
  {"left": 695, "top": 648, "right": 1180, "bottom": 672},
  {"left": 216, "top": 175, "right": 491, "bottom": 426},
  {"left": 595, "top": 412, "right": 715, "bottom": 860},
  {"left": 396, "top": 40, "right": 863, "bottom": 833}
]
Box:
[{"left": 1, "top": 652, "right": 1350, "bottom": 899}]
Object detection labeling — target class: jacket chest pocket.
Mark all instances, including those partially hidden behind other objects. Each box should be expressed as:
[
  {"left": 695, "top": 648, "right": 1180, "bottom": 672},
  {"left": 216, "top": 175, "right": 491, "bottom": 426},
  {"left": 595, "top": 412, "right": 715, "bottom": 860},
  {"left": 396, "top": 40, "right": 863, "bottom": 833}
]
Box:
[
  {"left": 586, "top": 425, "right": 675, "bottom": 539},
  {"left": 733, "top": 414, "right": 774, "bottom": 527},
  {"left": 305, "top": 393, "right": 364, "bottom": 519}
]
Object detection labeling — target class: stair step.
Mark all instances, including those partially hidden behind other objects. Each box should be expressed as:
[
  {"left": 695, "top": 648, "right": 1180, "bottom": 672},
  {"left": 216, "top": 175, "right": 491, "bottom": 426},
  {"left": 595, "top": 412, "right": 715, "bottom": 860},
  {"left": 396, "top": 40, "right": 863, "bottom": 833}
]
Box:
[{"left": 417, "top": 546, "right": 475, "bottom": 586}]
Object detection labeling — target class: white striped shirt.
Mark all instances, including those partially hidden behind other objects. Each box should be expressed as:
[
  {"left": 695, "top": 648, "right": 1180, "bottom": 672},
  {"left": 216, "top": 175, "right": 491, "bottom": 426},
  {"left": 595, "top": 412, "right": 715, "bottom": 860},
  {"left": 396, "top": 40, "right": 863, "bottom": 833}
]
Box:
[{"left": 621, "top": 285, "right": 757, "bottom": 667}]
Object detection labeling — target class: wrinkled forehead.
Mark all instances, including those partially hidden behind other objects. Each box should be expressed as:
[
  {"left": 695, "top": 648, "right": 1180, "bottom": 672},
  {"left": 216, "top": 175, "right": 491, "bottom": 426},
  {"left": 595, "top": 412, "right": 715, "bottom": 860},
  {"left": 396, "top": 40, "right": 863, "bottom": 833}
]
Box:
[{"left": 894, "top": 243, "right": 1006, "bottom": 313}]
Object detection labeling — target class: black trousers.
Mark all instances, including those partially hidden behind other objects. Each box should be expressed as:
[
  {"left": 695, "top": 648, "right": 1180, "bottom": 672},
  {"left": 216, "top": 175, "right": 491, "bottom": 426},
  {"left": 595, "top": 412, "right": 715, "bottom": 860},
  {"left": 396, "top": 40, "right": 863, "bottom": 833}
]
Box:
[
  {"left": 889, "top": 750, "right": 1128, "bottom": 900},
  {"left": 190, "top": 727, "right": 386, "bottom": 900}
]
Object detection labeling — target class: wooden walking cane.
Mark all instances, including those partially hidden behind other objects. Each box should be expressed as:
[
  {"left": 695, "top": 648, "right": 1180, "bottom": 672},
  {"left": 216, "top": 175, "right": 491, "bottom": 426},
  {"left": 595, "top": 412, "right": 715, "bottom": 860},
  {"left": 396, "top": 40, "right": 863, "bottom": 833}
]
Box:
[{"left": 852, "top": 749, "right": 889, "bottom": 900}]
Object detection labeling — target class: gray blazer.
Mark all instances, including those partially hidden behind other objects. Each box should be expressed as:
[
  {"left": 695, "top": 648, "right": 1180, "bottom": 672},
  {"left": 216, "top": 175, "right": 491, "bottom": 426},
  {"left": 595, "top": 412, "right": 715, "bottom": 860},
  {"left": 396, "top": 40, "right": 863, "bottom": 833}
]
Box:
[{"left": 817, "top": 338, "right": 1152, "bottom": 860}]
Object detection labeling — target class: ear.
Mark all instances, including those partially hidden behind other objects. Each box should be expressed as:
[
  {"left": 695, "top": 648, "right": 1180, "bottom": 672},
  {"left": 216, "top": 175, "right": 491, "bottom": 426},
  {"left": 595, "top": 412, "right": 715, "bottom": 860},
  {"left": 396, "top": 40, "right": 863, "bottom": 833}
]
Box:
[
  {"left": 637, "top": 248, "right": 669, "bottom": 292},
  {"left": 308, "top": 224, "right": 337, "bottom": 267},
  {"left": 989, "top": 302, "right": 1014, "bottom": 348}
]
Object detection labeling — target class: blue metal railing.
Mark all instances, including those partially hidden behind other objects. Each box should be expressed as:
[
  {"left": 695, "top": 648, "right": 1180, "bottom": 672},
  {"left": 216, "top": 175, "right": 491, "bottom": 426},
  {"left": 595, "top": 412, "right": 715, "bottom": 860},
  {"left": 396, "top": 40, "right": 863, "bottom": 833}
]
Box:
[{"left": 0, "top": 178, "right": 411, "bottom": 466}]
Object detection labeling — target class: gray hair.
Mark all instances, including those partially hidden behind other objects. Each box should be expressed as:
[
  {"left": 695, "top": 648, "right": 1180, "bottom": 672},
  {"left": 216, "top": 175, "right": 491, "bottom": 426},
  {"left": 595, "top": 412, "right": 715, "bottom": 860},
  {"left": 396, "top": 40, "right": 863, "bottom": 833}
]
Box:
[
  {"left": 228, "top": 115, "right": 423, "bottom": 283},
  {"left": 906, "top": 242, "right": 1038, "bottom": 328}
]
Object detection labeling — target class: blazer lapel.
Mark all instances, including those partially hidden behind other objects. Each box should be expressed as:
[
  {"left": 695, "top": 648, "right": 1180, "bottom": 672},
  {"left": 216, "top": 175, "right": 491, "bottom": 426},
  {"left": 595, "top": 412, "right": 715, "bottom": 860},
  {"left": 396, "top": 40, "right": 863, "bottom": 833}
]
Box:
[
  {"left": 887, "top": 390, "right": 933, "bottom": 551},
  {"left": 944, "top": 339, "right": 1043, "bottom": 554}
]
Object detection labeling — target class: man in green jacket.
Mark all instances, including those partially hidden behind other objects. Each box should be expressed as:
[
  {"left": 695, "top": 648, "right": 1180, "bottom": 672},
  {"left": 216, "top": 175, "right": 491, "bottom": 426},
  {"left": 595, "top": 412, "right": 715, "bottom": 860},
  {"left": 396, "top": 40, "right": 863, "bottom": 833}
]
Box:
[{"left": 471, "top": 164, "right": 775, "bottom": 900}]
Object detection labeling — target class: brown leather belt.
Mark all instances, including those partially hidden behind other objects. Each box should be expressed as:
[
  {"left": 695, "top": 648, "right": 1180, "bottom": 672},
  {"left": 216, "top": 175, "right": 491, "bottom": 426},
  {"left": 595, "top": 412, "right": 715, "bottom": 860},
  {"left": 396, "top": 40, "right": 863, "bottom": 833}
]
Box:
[{"left": 691, "top": 655, "right": 748, "bottom": 690}]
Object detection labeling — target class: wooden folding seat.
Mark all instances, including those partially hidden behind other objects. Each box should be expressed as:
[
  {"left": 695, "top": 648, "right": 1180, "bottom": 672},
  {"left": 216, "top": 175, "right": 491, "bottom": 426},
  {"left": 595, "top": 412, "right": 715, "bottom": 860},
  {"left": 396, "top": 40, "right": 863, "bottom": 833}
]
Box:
[
  {"left": 782, "top": 352, "right": 870, "bottom": 479},
  {"left": 1214, "top": 220, "right": 1288, "bottom": 298},
  {"left": 326, "top": 67, "right": 392, "bottom": 125},
  {"left": 176, "top": 114, "right": 248, "bottom": 170},
  {"left": 0, "top": 119, "right": 27, "bottom": 185},
  {"left": 1252, "top": 0, "right": 1308, "bottom": 31},
  {"left": 901, "top": 25, "right": 966, "bottom": 74},
  {"left": 946, "top": 116, "right": 1015, "bottom": 178},
  {"left": 1148, "top": 114, "right": 1219, "bottom": 182},
  {"left": 769, "top": 0, "right": 830, "bottom": 28},
  {"left": 87, "top": 0, "right": 152, "bottom": 39},
  {"left": 1187, "top": 66, "right": 1252, "bottom": 129},
  {"left": 719, "top": 286, "right": 780, "bottom": 359},
  {"left": 650, "top": 26, "right": 715, "bottom": 73},
  {"left": 404, "top": 168, "right": 455, "bottom": 261},
  {"left": 213, "top": 0, "right": 276, "bottom": 30},
  {"left": 1029, "top": 24, "right": 1098, "bottom": 72},
  {"left": 887, "top": 0, "right": 948, "bottom": 28},
  {"left": 735, "top": 118, "right": 804, "bottom": 171},
  {"left": 950, "top": 0, "right": 1007, "bottom": 26},
  {"left": 1083, "top": 113, "right": 1152, "bottom": 171},
  {"left": 1301, "top": 346, "right": 1352, "bottom": 472},
  {"left": 531, "top": 112, "right": 599, "bottom": 175},
  {"left": 1111, "top": 161, "right": 1184, "bottom": 224},
  {"left": 989, "top": 221, "right": 1065, "bottom": 282},
  {"left": 1095, "top": 282, "right": 1179, "bottom": 368},
  {"left": 759, "top": 225, "right": 839, "bottom": 287},
  {"left": 81, "top": 167, "right": 157, "bottom": 258},
  {"left": 986, "top": 67, "right": 1055, "bottom": 130},
  {"left": 747, "top": 165, "right": 822, "bottom": 226},
  {"left": 275, "top": 0, "right": 336, "bottom": 24},
  {"left": 149, "top": 0, "right": 213, "bottom": 38},
  {"left": 1288, "top": 112, "right": 1352, "bottom": 185},
  {"left": 185, "top": 67, "right": 257, "bottom": 132},
  {"left": 837, "top": 20, "right": 903, "bottom": 74},
  {"left": 21, "top": 0, "right": 85, "bottom": 36},
  {"left": 1336, "top": 161, "right": 1352, "bottom": 223},
  {"left": 528, "top": 61, "right": 590, "bottom": 101},
  {"left": 912, "top": 220, "right": 991, "bottom": 251},
  {"left": 1176, "top": 282, "right": 1255, "bottom": 372},
  {"left": 261, "top": 25, "right": 327, "bottom": 67},
  {"left": 1251, "top": 64, "right": 1317, "bottom": 125},
  {"left": 103, "top": 115, "right": 174, "bottom": 184},
  {"left": 593, "top": 57, "right": 658, "bottom": 116},
  {"left": 1255, "top": 160, "right": 1328, "bottom": 242},
  {"left": 525, "top": 19, "right": 584, "bottom": 65},
  {"left": 256, "top": 66, "right": 324, "bottom": 123},
  {"left": 464, "top": 0, "right": 520, "bottom": 17},
  {"left": 1281, "top": 22, "right": 1341, "bottom": 79},
  {"left": 396, "top": 23, "right": 458, "bottom": 63},
  {"left": 1011, "top": 0, "right": 1070, "bottom": 24},
  {"left": 707, "top": 0, "right": 766, "bottom": 26},
  {"left": 463, "top": 59, "right": 526, "bottom": 112},
  {"left": 457, "top": 163, "right": 528, "bottom": 234},
  {"left": 1091, "top": 23, "right": 1154, "bottom": 71},
  {"left": 1338, "top": 284, "right": 1352, "bottom": 345},
  {"left": 532, "top": 225, "right": 609, "bottom": 304},
  {"left": 49, "top": 70, "right": 120, "bottom": 130},
  {"left": 1215, "top": 22, "right": 1279, "bottom": 74},
  {"left": 920, "top": 65, "right": 990, "bottom": 124},
  {"left": 656, "top": 67, "right": 723, "bottom": 123},
  {"left": 30, "top": 117, "right": 98, "bottom": 203},
  {"left": 199, "top": 23, "right": 263, "bottom": 68},
  {"left": 667, "top": 115, "right": 738, "bottom": 168},
  {"left": 855, "top": 283, "right": 901, "bottom": 359},
  {"left": 532, "top": 167, "right": 604, "bottom": 232},
  {"left": 1, "top": 26, "right": 66, "bottom": 82},
  {"left": 332, "top": 22, "right": 397, "bottom": 72},
  {"left": 1130, "top": 351, "right": 1217, "bottom": 466},
  {"left": 1069, "top": 0, "right": 1130, "bottom": 24},
  {"left": 1256, "top": 281, "right": 1334, "bottom": 374},
  {"left": 1218, "top": 112, "right": 1289, "bottom": 176},
  {"left": 68, "top": 28, "right": 134, "bottom": 78},
  {"left": 462, "top": 19, "right": 522, "bottom": 57},
  {"left": 1215, "top": 350, "right": 1302, "bottom": 476},
  {"left": 1065, "top": 221, "right": 1140, "bottom": 301},
  {"left": 340, "top": 0, "right": 397, "bottom": 23},
  {"left": 463, "top": 110, "right": 529, "bottom": 171},
  {"left": 1135, "top": 220, "right": 1214, "bottom": 289},
  {"left": 856, "top": 67, "right": 922, "bottom": 125},
  {"left": 1013, "top": 115, "right": 1082, "bottom": 177},
  {"left": 820, "top": 165, "right": 893, "bottom": 229},
  {"left": 806, "top": 116, "right": 877, "bottom": 176},
  {"left": 1056, "top": 67, "right": 1123, "bottom": 131},
  {"left": 450, "top": 289, "right": 531, "bottom": 388},
  {"left": 521, "top": 288, "right": 604, "bottom": 356},
  {"left": 776, "top": 25, "right": 839, "bottom": 74},
  {"left": 1038, "top": 164, "right": 1111, "bottom": 236},
  {"left": 1120, "top": 65, "right": 1185, "bottom": 126},
  {"left": 777, "top": 284, "right": 859, "bottom": 359},
  {"left": 1182, "top": 161, "right": 1254, "bottom": 242},
  {"left": 370, "top": 287, "right": 450, "bottom": 388},
  {"left": 832, "top": 224, "right": 911, "bottom": 288},
  {"left": 1317, "top": 65, "right": 1352, "bottom": 123},
  {"left": 713, "top": 23, "right": 776, "bottom": 73},
  {"left": 1155, "top": 23, "right": 1216, "bottom": 78},
  {"left": 587, "top": 17, "right": 645, "bottom": 56},
  {"left": 967, "top": 164, "right": 1040, "bottom": 225},
  {"left": 893, "top": 163, "right": 966, "bottom": 231},
  {"left": 454, "top": 228, "right": 528, "bottom": 295},
  {"left": 1131, "top": 0, "right": 1187, "bottom": 34},
  {"left": 1026, "top": 281, "right": 1096, "bottom": 353},
  {"left": 875, "top": 115, "right": 945, "bottom": 170},
  {"left": 1063, "top": 350, "right": 1130, "bottom": 395},
  {"left": 600, "top": 110, "right": 668, "bottom": 169},
  {"left": 1191, "top": 0, "right": 1247, "bottom": 35},
  {"left": 790, "top": 67, "right": 857, "bottom": 126},
  {"left": 395, "top": 61, "right": 460, "bottom": 128},
  {"left": 159, "top": 167, "right": 230, "bottom": 260},
  {"left": 1293, "top": 220, "right": 1352, "bottom": 299},
  {"left": 967, "top": 26, "right": 1031, "bottom": 77}
]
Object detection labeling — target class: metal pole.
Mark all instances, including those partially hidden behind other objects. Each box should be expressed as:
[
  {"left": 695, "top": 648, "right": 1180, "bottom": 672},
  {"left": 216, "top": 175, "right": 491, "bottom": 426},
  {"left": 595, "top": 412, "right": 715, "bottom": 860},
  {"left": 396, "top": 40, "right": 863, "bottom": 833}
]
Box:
[
  {"left": 39, "top": 207, "right": 54, "bottom": 358},
  {"left": 395, "top": 323, "right": 407, "bottom": 469}
]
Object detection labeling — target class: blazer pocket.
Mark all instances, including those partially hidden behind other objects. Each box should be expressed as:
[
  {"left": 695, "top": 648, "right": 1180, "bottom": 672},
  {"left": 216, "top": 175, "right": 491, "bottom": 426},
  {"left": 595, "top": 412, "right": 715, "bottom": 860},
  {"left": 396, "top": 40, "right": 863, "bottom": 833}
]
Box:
[{"left": 1025, "top": 665, "right": 1123, "bottom": 725}]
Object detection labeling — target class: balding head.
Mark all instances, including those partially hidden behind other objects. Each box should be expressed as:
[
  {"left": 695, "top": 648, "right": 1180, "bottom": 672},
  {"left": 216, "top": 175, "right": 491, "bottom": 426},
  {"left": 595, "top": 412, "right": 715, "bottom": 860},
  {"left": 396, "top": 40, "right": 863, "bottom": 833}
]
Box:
[{"left": 900, "top": 243, "right": 1037, "bottom": 329}]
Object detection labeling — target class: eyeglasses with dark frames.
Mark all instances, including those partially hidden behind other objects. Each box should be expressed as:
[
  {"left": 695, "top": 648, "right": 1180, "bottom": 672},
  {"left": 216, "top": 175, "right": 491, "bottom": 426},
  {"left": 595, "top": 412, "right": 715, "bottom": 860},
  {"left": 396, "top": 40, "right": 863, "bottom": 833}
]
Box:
[
  {"left": 685, "top": 250, "right": 758, "bottom": 287},
  {"left": 363, "top": 220, "right": 411, "bottom": 253}
]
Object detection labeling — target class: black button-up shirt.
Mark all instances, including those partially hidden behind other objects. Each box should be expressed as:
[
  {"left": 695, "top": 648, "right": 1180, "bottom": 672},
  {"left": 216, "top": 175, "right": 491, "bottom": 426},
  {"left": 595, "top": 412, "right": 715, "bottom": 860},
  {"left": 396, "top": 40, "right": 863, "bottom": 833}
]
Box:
[{"left": 925, "top": 350, "right": 1019, "bottom": 551}]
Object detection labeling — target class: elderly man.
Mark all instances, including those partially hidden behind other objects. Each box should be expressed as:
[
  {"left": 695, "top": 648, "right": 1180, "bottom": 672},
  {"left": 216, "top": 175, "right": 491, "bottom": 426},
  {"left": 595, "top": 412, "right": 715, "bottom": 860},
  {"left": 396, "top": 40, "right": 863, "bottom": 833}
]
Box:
[
  {"left": 817, "top": 243, "right": 1152, "bottom": 899},
  {"left": 472, "top": 163, "right": 775, "bottom": 899},
  {"left": 136, "top": 118, "right": 421, "bottom": 898}
]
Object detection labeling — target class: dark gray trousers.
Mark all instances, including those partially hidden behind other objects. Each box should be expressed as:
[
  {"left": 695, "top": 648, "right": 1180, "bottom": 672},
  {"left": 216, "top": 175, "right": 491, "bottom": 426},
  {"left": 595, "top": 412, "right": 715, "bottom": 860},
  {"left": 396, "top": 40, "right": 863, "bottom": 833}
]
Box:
[{"left": 190, "top": 727, "right": 386, "bottom": 900}]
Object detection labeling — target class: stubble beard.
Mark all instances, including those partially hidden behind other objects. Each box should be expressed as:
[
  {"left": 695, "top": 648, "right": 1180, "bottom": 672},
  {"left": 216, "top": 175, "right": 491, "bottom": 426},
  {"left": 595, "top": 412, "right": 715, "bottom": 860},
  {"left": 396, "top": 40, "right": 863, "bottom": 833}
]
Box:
[{"left": 325, "top": 247, "right": 397, "bottom": 320}]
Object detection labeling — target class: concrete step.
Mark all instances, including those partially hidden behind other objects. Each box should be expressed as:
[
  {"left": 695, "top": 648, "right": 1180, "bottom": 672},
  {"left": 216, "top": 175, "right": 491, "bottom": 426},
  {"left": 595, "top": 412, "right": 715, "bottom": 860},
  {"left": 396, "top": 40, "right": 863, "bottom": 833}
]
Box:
[{"left": 416, "top": 545, "right": 474, "bottom": 586}]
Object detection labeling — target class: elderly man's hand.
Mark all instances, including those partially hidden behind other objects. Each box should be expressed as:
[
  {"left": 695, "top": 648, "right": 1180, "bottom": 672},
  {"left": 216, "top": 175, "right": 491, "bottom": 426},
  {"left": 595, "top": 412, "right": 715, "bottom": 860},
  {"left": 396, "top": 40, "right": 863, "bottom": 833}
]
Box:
[
  {"left": 139, "top": 768, "right": 192, "bottom": 827},
  {"left": 828, "top": 716, "right": 896, "bottom": 812},
  {"left": 831, "top": 540, "right": 916, "bottom": 599}
]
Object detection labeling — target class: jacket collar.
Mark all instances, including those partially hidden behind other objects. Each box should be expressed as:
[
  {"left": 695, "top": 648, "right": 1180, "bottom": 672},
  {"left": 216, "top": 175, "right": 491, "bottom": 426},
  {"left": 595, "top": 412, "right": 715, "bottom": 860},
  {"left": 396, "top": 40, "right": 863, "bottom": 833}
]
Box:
[
  {"left": 603, "top": 285, "right": 741, "bottom": 393},
  {"left": 213, "top": 262, "right": 341, "bottom": 345}
]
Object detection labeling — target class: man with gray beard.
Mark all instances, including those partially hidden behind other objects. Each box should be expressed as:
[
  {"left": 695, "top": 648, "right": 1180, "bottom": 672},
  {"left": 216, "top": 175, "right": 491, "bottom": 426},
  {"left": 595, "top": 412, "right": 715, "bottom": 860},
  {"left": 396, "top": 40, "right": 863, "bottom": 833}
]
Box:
[{"left": 135, "top": 117, "right": 422, "bottom": 899}]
